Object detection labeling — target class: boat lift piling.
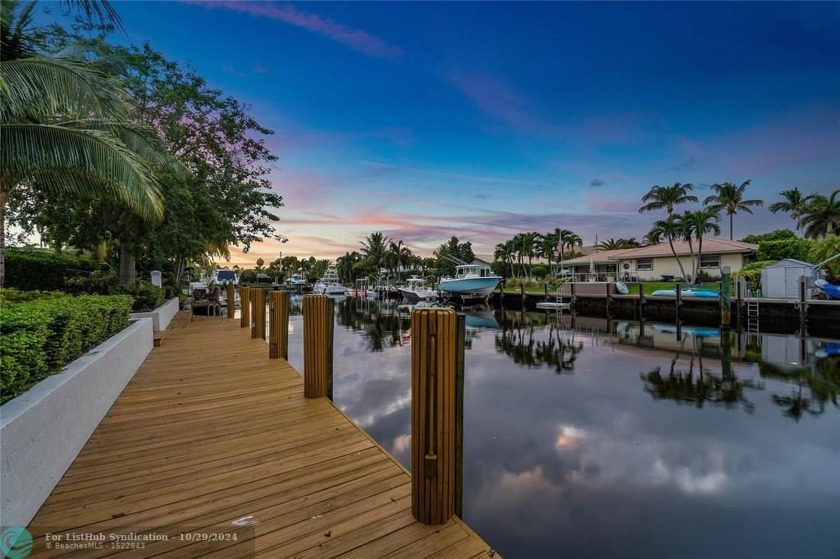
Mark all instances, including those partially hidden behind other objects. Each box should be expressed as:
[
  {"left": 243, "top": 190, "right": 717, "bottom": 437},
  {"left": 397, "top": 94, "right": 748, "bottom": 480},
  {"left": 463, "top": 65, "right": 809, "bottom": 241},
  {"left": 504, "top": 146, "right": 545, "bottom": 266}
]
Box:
[
  {"left": 225, "top": 283, "right": 235, "bottom": 319},
  {"left": 239, "top": 286, "right": 250, "bottom": 329},
  {"left": 720, "top": 266, "right": 731, "bottom": 330},
  {"left": 303, "top": 294, "right": 334, "bottom": 400},
  {"left": 268, "top": 290, "right": 290, "bottom": 360},
  {"left": 251, "top": 287, "right": 266, "bottom": 340}
]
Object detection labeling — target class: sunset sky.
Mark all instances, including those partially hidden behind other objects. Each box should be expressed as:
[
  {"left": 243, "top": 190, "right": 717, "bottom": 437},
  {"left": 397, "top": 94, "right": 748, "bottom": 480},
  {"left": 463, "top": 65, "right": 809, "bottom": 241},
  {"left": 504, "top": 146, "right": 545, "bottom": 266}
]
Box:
[{"left": 112, "top": 1, "right": 839, "bottom": 265}]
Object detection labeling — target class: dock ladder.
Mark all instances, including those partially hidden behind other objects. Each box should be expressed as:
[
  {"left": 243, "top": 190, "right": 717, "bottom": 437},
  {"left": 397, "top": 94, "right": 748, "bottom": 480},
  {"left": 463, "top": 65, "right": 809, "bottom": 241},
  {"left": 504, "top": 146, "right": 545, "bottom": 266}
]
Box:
[{"left": 746, "top": 289, "right": 760, "bottom": 335}]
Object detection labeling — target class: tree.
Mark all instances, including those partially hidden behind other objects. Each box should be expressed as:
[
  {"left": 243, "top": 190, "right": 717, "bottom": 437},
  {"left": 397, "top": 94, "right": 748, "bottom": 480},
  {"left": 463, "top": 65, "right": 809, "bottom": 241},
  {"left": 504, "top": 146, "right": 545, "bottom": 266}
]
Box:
[
  {"left": 384, "top": 240, "right": 413, "bottom": 278},
  {"left": 768, "top": 188, "right": 807, "bottom": 231},
  {"left": 494, "top": 240, "right": 515, "bottom": 278},
  {"left": 799, "top": 189, "right": 840, "bottom": 239},
  {"left": 647, "top": 215, "right": 688, "bottom": 280},
  {"left": 359, "top": 231, "right": 389, "bottom": 274},
  {"left": 809, "top": 235, "right": 840, "bottom": 278},
  {"left": 1, "top": 1, "right": 168, "bottom": 286},
  {"left": 597, "top": 238, "right": 641, "bottom": 250},
  {"left": 681, "top": 209, "right": 721, "bottom": 282},
  {"left": 639, "top": 182, "right": 697, "bottom": 215},
  {"left": 255, "top": 258, "right": 265, "bottom": 270},
  {"left": 8, "top": 41, "right": 282, "bottom": 285},
  {"left": 741, "top": 229, "right": 797, "bottom": 244},
  {"left": 703, "top": 180, "right": 763, "bottom": 240},
  {"left": 433, "top": 236, "right": 474, "bottom": 277}
]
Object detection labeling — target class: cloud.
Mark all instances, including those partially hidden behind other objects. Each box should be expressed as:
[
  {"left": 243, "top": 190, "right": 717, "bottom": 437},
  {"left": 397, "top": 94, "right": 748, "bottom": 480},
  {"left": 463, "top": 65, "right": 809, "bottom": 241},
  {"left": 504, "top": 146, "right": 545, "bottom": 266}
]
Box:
[
  {"left": 186, "top": 1, "right": 402, "bottom": 60},
  {"left": 589, "top": 178, "right": 606, "bottom": 188},
  {"left": 450, "top": 73, "right": 557, "bottom": 136},
  {"left": 664, "top": 157, "right": 698, "bottom": 172},
  {"left": 251, "top": 64, "right": 270, "bottom": 74}
]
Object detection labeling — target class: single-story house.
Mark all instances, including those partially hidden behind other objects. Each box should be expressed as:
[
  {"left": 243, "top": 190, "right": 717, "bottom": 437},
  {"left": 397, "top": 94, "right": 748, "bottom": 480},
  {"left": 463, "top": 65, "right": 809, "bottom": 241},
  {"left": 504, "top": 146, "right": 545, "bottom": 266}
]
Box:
[{"left": 557, "top": 239, "right": 757, "bottom": 282}]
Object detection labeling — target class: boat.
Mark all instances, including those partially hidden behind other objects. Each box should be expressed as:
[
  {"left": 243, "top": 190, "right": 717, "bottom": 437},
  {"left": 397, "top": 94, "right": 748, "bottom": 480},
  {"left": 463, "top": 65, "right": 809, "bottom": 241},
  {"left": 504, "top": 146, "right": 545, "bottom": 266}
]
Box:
[
  {"left": 438, "top": 263, "right": 501, "bottom": 298},
  {"left": 815, "top": 279, "right": 840, "bottom": 300},
  {"left": 285, "top": 273, "right": 308, "bottom": 290},
  {"left": 313, "top": 266, "right": 346, "bottom": 296},
  {"left": 536, "top": 288, "right": 572, "bottom": 311},
  {"left": 398, "top": 276, "right": 438, "bottom": 304},
  {"left": 213, "top": 268, "right": 239, "bottom": 285},
  {"left": 650, "top": 287, "right": 720, "bottom": 298}
]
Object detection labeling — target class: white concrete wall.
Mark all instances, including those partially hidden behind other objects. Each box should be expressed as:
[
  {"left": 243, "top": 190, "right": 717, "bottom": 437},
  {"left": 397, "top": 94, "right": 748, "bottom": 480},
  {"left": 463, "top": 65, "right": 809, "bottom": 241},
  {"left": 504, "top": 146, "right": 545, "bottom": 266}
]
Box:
[
  {"left": 0, "top": 318, "right": 153, "bottom": 527},
  {"left": 129, "top": 297, "right": 180, "bottom": 332},
  {"left": 618, "top": 253, "right": 748, "bottom": 281}
]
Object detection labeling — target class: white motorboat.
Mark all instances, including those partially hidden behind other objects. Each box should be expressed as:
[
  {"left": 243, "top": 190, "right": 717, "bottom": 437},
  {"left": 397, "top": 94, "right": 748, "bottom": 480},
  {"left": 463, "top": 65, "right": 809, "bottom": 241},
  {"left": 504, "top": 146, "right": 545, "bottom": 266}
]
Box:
[
  {"left": 313, "top": 266, "right": 346, "bottom": 296},
  {"left": 439, "top": 263, "right": 501, "bottom": 297},
  {"left": 398, "top": 276, "right": 438, "bottom": 304}
]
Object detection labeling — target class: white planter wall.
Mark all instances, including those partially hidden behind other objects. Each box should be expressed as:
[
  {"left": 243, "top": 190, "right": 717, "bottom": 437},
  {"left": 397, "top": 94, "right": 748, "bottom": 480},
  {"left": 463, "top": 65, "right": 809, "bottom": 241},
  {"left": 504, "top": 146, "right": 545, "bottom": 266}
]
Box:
[
  {"left": 129, "top": 297, "right": 180, "bottom": 331},
  {"left": 0, "top": 317, "right": 153, "bottom": 527}
]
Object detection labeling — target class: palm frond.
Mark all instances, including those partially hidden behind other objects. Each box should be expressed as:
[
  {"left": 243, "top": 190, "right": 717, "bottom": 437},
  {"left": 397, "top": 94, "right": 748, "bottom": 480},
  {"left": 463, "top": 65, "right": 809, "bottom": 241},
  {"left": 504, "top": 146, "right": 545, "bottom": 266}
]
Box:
[
  {"left": 0, "top": 56, "right": 127, "bottom": 121},
  {"left": 1, "top": 123, "right": 163, "bottom": 219}
]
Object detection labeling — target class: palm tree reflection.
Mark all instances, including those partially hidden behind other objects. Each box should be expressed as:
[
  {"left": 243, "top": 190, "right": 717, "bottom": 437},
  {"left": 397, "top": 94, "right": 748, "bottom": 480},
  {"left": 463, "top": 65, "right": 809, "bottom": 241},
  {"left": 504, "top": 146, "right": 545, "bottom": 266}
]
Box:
[
  {"left": 641, "top": 334, "right": 762, "bottom": 413},
  {"left": 495, "top": 310, "right": 584, "bottom": 373}
]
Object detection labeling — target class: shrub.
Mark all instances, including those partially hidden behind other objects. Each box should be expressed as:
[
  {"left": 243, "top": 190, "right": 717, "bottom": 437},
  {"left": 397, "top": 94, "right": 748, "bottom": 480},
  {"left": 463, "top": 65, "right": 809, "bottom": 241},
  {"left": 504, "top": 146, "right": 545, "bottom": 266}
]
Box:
[
  {"left": 115, "top": 281, "right": 165, "bottom": 312},
  {"left": 4, "top": 248, "right": 98, "bottom": 291},
  {"left": 0, "top": 295, "right": 133, "bottom": 403},
  {"left": 732, "top": 260, "right": 775, "bottom": 291},
  {"left": 531, "top": 265, "right": 549, "bottom": 279},
  {"left": 64, "top": 270, "right": 119, "bottom": 295},
  {"left": 757, "top": 238, "right": 815, "bottom": 263}
]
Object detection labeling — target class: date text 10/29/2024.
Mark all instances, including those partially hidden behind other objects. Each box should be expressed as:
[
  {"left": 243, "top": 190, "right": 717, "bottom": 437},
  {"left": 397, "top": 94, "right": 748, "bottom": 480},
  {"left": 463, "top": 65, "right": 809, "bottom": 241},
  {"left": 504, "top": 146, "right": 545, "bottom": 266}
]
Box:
[{"left": 43, "top": 531, "right": 239, "bottom": 551}]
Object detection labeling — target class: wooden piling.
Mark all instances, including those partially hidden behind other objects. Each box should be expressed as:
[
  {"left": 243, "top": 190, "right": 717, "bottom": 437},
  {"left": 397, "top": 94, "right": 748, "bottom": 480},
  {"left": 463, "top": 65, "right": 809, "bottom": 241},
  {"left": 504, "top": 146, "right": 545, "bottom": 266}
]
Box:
[
  {"left": 268, "top": 290, "right": 290, "bottom": 360},
  {"left": 675, "top": 283, "right": 682, "bottom": 328},
  {"left": 226, "top": 283, "right": 235, "bottom": 319},
  {"left": 303, "top": 295, "right": 334, "bottom": 400},
  {"left": 240, "top": 286, "right": 251, "bottom": 329},
  {"left": 638, "top": 282, "right": 646, "bottom": 319},
  {"left": 251, "top": 287, "right": 266, "bottom": 340},
  {"left": 720, "top": 266, "right": 731, "bottom": 329},
  {"left": 411, "top": 307, "right": 461, "bottom": 525},
  {"left": 454, "top": 313, "right": 466, "bottom": 519},
  {"left": 605, "top": 282, "right": 612, "bottom": 318},
  {"left": 520, "top": 283, "right": 525, "bottom": 309}
]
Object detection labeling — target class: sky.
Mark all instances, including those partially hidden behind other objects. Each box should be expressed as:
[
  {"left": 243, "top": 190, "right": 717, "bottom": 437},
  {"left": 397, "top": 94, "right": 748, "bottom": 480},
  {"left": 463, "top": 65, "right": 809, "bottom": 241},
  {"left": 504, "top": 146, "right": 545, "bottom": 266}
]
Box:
[{"left": 108, "top": 1, "right": 839, "bottom": 265}]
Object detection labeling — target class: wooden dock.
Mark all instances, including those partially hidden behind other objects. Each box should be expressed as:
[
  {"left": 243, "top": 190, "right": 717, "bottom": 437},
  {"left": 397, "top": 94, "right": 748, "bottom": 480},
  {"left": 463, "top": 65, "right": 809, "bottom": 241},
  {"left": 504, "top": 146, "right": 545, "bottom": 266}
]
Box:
[{"left": 27, "top": 312, "right": 495, "bottom": 558}]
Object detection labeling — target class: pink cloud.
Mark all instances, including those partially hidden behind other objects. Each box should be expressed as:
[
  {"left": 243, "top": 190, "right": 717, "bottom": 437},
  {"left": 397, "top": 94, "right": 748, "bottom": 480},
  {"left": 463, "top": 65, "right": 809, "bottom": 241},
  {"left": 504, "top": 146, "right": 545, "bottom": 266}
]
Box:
[
  {"left": 451, "top": 73, "right": 556, "bottom": 136},
  {"left": 186, "top": 1, "right": 402, "bottom": 60}
]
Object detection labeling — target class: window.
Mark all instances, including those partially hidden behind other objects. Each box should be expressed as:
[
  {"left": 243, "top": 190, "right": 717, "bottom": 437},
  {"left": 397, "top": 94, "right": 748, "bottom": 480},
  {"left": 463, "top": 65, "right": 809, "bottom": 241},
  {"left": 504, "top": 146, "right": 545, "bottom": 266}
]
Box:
[
  {"left": 700, "top": 254, "right": 720, "bottom": 268},
  {"left": 637, "top": 258, "right": 653, "bottom": 271}
]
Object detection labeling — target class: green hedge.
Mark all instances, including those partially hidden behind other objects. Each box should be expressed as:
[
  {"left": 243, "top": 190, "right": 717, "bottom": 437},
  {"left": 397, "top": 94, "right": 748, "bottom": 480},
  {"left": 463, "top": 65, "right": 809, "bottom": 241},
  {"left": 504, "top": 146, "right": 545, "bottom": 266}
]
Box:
[
  {"left": 4, "top": 248, "right": 99, "bottom": 291},
  {"left": 757, "top": 239, "right": 815, "bottom": 263},
  {"left": 0, "top": 294, "right": 133, "bottom": 404}
]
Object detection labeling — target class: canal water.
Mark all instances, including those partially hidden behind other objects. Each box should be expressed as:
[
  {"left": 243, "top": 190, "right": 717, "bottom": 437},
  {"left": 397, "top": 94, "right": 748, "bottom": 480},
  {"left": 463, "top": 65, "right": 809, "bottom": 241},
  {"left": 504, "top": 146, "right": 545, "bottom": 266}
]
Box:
[{"left": 285, "top": 297, "right": 840, "bottom": 559}]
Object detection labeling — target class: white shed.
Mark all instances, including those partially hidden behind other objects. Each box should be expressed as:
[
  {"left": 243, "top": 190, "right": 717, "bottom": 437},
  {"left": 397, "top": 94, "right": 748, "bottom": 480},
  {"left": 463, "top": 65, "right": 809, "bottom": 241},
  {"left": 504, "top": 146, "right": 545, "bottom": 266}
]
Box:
[{"left": 760, "top": 259, "right": 815, "bottom": 299}]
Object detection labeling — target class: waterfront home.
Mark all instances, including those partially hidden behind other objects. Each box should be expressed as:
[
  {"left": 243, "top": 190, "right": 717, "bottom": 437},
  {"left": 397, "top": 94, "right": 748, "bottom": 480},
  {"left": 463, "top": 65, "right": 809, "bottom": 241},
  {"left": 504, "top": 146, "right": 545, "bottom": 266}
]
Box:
[{"left": 558, "top": 239, "right": 757, "bottom": 282}]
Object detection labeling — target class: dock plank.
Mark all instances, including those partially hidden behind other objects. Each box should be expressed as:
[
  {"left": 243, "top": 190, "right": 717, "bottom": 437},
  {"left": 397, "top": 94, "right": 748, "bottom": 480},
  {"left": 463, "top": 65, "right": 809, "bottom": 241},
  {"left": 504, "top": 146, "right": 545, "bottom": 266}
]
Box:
[{"left": 27, "top": 312, "right": 495, "bottom": 558}]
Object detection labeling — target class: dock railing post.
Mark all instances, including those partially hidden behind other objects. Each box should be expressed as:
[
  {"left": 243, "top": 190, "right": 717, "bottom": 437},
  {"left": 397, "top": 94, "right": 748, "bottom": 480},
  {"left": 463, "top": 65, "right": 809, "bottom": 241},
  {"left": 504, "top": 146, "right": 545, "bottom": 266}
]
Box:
[
  {"left": 268, "top": 290, "right": 290, "bottom": 359},
  {"left": 240, "top": 286, "right": 251, "bottom": 329},
  {"left": 226, "top": 283, "right": 235, "bottom": 319},
  {"left": 411, "top": 307, "right": 460, "bottom": 525},
  {"left": 720, "top": 266, "right": 731, "bottom": 329},
  {"left": 251, "top": 287, "right": 266, "bottom": 340},
  {"left": 303, "top": 295, "right": 334, "bottom": 400}
]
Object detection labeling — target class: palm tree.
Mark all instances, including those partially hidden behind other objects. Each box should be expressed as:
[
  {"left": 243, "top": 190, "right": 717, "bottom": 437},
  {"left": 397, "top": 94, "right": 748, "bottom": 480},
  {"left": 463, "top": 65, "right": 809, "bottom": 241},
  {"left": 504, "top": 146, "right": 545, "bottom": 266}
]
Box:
[
  {"left": 681, "top": 209, "right": 721, "bottom": 282},
  {"left": 0, "top": 0, "right": 167, "bottom": 286},
  {"left": 359, "top": 231, "right": 389, "bottom": 273},
  {"left": 703, "top": 180, "right": 763, "bottom": 240},
  {"left": 639, "top": 182, "right": 698, "bottom": 215},
  {"left": 597, "top": 237, "right": 641, "bottom": 250},
  {"left": 768, "top": 188, "right": 807, "bottom": 231},
  {"left": 494, "top": 240, "right": 515, "bottom": 278},
  {"left": 520, "top": 232, "right": 541, "bottom": 279},
  {"left": 384, "top": 240, "right": 413, "bottom": 278},
  {"left": 799, "top": 190, "right": 840, "bottom": 239},
  {"left": 647, "top": 215, "right": 688, "bottom": 280}
]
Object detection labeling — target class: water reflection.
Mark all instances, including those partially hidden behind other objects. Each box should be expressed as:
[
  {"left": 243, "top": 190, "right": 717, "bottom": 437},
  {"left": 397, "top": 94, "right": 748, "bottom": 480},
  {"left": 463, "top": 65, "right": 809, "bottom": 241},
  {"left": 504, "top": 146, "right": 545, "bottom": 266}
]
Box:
[{"left": 287, "top": 299, "right": 840, "bottom": 559}]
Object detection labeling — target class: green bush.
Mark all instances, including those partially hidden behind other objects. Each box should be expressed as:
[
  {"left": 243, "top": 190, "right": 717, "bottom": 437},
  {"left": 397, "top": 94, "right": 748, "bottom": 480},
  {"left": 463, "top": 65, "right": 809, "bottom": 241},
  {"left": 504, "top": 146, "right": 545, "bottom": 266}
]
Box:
[
  {"left": 531, "top": 265, "right": 549, "bottom": 279},
  {"left": 0, "top": 295, "right": 132, "bottom": 403},
  {"left": 732, "top": 260, "right": 775, "bottom": 291},
  {"left": 64, "top": 270, "right": 119, "bottom": 295},
  {"left": 115, "top": 281, "right": 165, "bottom": 312},
  {"left": 4, "top": 248, "right": 99, "bottom": 291},
  {"left": 757, "top": 238, "right": 815, "bottom": 263}
]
